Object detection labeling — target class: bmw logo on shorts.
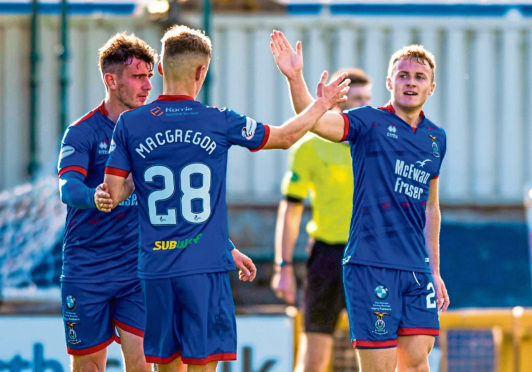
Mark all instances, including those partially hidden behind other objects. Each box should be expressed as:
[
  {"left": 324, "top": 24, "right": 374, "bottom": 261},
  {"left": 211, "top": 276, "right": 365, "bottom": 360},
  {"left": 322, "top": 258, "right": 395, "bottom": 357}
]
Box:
[
  {"left": 66, "top": 295, "right": 76, "bottom": 310},
  {"left": 374, "top": 285, "right": 389, "bottom": 300}
]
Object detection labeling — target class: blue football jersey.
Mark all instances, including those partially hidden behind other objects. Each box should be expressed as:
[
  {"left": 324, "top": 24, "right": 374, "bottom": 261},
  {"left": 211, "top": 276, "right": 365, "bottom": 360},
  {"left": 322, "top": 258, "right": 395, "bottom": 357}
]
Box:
[
  {"left": 58, "top": 102, "right": 139, "bottom": 282},
  {"left": 341, "top": 104, "right": 446, "bottom": 273},
  {"left": 105, "top": 95, "right": 270, "bottom": 279}
]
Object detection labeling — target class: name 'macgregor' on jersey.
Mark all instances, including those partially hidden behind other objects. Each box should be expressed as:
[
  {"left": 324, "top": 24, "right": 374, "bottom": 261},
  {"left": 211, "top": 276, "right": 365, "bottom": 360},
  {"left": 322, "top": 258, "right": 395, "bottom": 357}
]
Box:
[{"left": 134, "top": 129, "right": 217, "bottom": 159}]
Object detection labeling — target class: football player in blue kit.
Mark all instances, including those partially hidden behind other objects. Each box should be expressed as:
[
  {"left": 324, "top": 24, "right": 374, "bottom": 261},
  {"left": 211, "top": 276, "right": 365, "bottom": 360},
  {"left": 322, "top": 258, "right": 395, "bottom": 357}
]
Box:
[
  {"left": 100, "top": 25, "right": 349, "bottom": 372},
  {"left": 58, "top": 33, "right": 176, "bottom": 372},
  {"left": 270, "top": 30, "right": 450, "bottom": 372}
]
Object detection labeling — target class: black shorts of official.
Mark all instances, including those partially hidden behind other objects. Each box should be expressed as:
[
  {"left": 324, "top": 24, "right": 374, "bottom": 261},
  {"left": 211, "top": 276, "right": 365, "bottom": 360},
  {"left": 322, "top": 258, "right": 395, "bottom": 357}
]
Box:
[{"left": 302, "top": 239, "right": 346, "bottom": 335}]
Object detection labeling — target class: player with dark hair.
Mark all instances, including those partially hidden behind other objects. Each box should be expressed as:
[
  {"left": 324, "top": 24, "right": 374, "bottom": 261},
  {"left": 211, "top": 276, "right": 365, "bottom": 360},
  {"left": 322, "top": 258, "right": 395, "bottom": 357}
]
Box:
[
  {"left": 270, "top": 30, "right": 449, "bottom": 372},
  {"left": 57, "top": 32, "right": 161, "bottom": 372},
  {"left": 100, "top": 24, "right": 349, "bottom": 372}
]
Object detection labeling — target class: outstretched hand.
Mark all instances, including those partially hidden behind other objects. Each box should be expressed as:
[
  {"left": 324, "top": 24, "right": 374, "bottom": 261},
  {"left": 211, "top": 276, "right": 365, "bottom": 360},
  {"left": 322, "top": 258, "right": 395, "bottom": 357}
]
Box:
[
  {"left": 270, "top": 30, "right": 303, "bottom": 79},
  {"left": 315, "top": 71, "right": 351, "bottom": 111},
  {"left": 94, "top": 183, "right": 112, "bottom": 212},
  {"left": 232, "top": 249, "right": 257, "bottom": 282}
]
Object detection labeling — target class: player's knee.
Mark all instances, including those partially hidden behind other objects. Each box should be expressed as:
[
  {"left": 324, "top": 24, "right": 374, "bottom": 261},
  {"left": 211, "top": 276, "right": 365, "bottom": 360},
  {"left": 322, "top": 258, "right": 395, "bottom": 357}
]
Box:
[
  {"left": 299, "top": 353, "right": 329, "bottom": 372},
  {"left": 302, "top": 363, "right": 328, "bottom": 372},
  {"left": 398, "top": 353, "right": 430, "bottom": 372},
  {"left": 72, "top": 356, "right": 106, "bottom": 372},
  {"left": 124, "top": 354, "right": 151, "bottom": 372}
]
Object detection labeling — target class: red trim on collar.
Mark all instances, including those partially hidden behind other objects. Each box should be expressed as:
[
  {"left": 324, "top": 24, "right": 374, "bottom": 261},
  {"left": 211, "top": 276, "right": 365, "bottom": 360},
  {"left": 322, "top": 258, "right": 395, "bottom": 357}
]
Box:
[
  {"left": 98, "top": 101, "right": 109, "bottom": 117},
  {"left": 72, "top": 103, "right": 107, "bottom": 126},
  {"left": 157, "top": 95, "right": 195, "bottom": 101},
  {"left": 379, "top": 102, "right": 425, "bottom": 119},
  {"left": 378, "top": 102, "right": 395, "bottom": 113}
]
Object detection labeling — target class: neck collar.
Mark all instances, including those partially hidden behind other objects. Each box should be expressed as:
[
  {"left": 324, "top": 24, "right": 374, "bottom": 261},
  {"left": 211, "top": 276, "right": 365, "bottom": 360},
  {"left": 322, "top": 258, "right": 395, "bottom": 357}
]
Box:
[
  {"left": 98, "top": 101, "right": 109, "bottom": 117},
  {"left": 157, "top": 95, "right": 195, "bottom": 101},
  {"left": 379, "top": 102, "right": 425, "bottom": 119}
]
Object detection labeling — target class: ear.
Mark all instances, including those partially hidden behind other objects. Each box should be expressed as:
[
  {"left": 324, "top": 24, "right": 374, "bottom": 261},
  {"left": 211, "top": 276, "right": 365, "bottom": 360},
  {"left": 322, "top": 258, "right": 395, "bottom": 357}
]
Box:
[
  {"left": 428, "top": 81, "right": 436, "bottom": 96},
  {"left": 195, "top": 65, "right": 206, "bottom": 82},
  {"left": 386, "top": 76, "right": 393, "bottom": 92},
  {"left": 104, "top": 73, "right": 117, "bottom": 90},
  {"left": 158, "top": 62, "right": 163, "bottom": 76}
]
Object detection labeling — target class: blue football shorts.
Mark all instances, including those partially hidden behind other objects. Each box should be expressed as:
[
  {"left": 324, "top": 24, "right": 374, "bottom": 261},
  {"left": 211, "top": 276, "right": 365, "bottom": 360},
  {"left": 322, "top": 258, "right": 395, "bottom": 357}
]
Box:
[
  {"left": 343, "top": 263, "right": 439, "bottom": 349},
  {"left": 141, "top": 271, "right": 237, "bottom": 365},
  {"left": 61, "top": 278, "right": 145, "bottom": 355}
]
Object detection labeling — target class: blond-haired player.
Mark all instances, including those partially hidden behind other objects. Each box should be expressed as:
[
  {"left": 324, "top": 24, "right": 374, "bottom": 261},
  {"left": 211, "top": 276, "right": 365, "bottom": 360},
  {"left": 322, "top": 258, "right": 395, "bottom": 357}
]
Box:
[
  {"left": 101, "top": 25, "right": 350, "bottom": 372},
  {"left": 270, "top": 30, "right": 449, "bottom": 372},
  {"left": 271, "top": 68, "right": 372, "bottom": 372}
]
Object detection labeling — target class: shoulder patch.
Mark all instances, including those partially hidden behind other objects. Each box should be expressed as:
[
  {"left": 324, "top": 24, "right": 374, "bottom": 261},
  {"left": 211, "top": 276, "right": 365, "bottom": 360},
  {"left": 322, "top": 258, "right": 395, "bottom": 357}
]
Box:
[
  {"left": 60, "top": 145, "right": 75, "bottom": 160},
  {"left": 242, "top": 117, "right": 257, "bottom": 140}
]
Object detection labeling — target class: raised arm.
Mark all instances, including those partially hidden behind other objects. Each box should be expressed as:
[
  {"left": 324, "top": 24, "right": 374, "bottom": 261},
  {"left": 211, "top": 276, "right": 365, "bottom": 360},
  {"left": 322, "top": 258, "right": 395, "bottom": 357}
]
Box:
[
  {"left": 262, "top": 70, "right": 349, "bottom": 149},
  {"left": 270, "top": 30, "right": 347, "bottom": 143},
  {"left": 270, "top": 30, "right": 312, "bottom": 114},
  {"left": 424, "top": 178, "right": 450, "bottom": 311}
]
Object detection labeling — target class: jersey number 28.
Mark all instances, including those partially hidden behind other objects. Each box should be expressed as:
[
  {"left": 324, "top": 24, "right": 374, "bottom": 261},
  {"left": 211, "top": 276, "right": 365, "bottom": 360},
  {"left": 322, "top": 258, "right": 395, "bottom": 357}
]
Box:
[{"left": 144, "top": 163, "right": 211, "bottom": 226}]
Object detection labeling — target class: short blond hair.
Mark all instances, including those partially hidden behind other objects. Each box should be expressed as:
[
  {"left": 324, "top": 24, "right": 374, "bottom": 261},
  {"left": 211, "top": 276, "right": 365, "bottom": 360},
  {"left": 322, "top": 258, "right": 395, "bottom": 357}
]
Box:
[
  {"left": 98, "top": 32, "right": 158, "bottom": 75},
  {"left": 161, "top": 25, "right": 212, "bottom": 60},
  {"left": 387, "top": 44, "right": 436, "bottom": 81}
]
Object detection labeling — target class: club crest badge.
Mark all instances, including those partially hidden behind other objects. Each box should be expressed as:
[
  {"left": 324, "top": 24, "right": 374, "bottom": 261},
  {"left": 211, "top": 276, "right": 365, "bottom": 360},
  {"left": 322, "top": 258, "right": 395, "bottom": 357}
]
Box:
[
  {"left": 66, "top": 322, "right": 82, "bottom": 345},
  {"left": 373, "top": 312, "right": 389, "bottom": 335},
  {"left": 429, "top": 134, "right": 440, "bottom": 158}
]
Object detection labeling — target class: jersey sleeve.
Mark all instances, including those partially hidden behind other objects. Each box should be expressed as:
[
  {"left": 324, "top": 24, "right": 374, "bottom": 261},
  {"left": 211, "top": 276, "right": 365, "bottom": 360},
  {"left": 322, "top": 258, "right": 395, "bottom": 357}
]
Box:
[
  {"left": 57, "top": 124, "right": 93, "bottom": 178},
  {"left": 224, "top": 109, "right": 270, "bottom": 151},
  {"left": 105, "top": 116, "right": 131, "bottom": 178},
  {"left": 341, "top": 106, "right": 371, "bottom": 143},
  {"left": 280, "top": 138, "right": 313, "bottom": 200}
]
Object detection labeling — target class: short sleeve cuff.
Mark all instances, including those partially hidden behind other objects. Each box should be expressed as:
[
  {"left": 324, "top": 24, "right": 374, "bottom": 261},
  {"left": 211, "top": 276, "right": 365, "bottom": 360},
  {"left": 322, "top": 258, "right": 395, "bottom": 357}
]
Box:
[
  {"left": 104, "top": 167, "right": 129, "bottom": 178},
  {"left": 250, "top": 124, "right": 270, "bottom": 152},
  {"left": 58, "top": 166, "right": 88, "bottom": 178},
  {"left": 340, "top": 113, "right": 350, "bottom": 142}
]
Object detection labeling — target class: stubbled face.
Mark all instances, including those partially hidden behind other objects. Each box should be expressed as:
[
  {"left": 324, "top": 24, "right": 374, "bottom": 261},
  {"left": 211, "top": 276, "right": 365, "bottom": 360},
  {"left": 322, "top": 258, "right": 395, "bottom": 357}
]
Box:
[
  {"left": 337, "top": 84, "right": 372, "bottom": 111},
  {"left": 113, "top": 57, "right": 154, "bottom": 109},
  {"left": 387, "top": 58, "right": 435, "bottom": 112}
]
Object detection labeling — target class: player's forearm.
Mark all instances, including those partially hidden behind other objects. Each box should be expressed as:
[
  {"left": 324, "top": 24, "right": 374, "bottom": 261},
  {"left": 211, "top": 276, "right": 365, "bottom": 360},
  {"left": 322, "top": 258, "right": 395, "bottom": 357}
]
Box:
[
  {"left": 310, "top": 111, "right": 347, "bottom": 143},
  {"left": 114, "top": 183, "right": 134, "bottom": 208},
  {"left": 287, "top": 72, "right": 314, "bottom": 114},
  {"left": 274, "top": 200, "right": 304, "bottom": 265},
  {"left": 266, "top": 98, "right": 329, "bottom": 149},
  {"left": 59, "top": 175, "right": 96, "bottom": 209},
  {"left": 424, "top": 203, "right": 441, "bottom": 275},
  {"left": 104, "top": 174, "right": 133, "bottom": 208}
]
